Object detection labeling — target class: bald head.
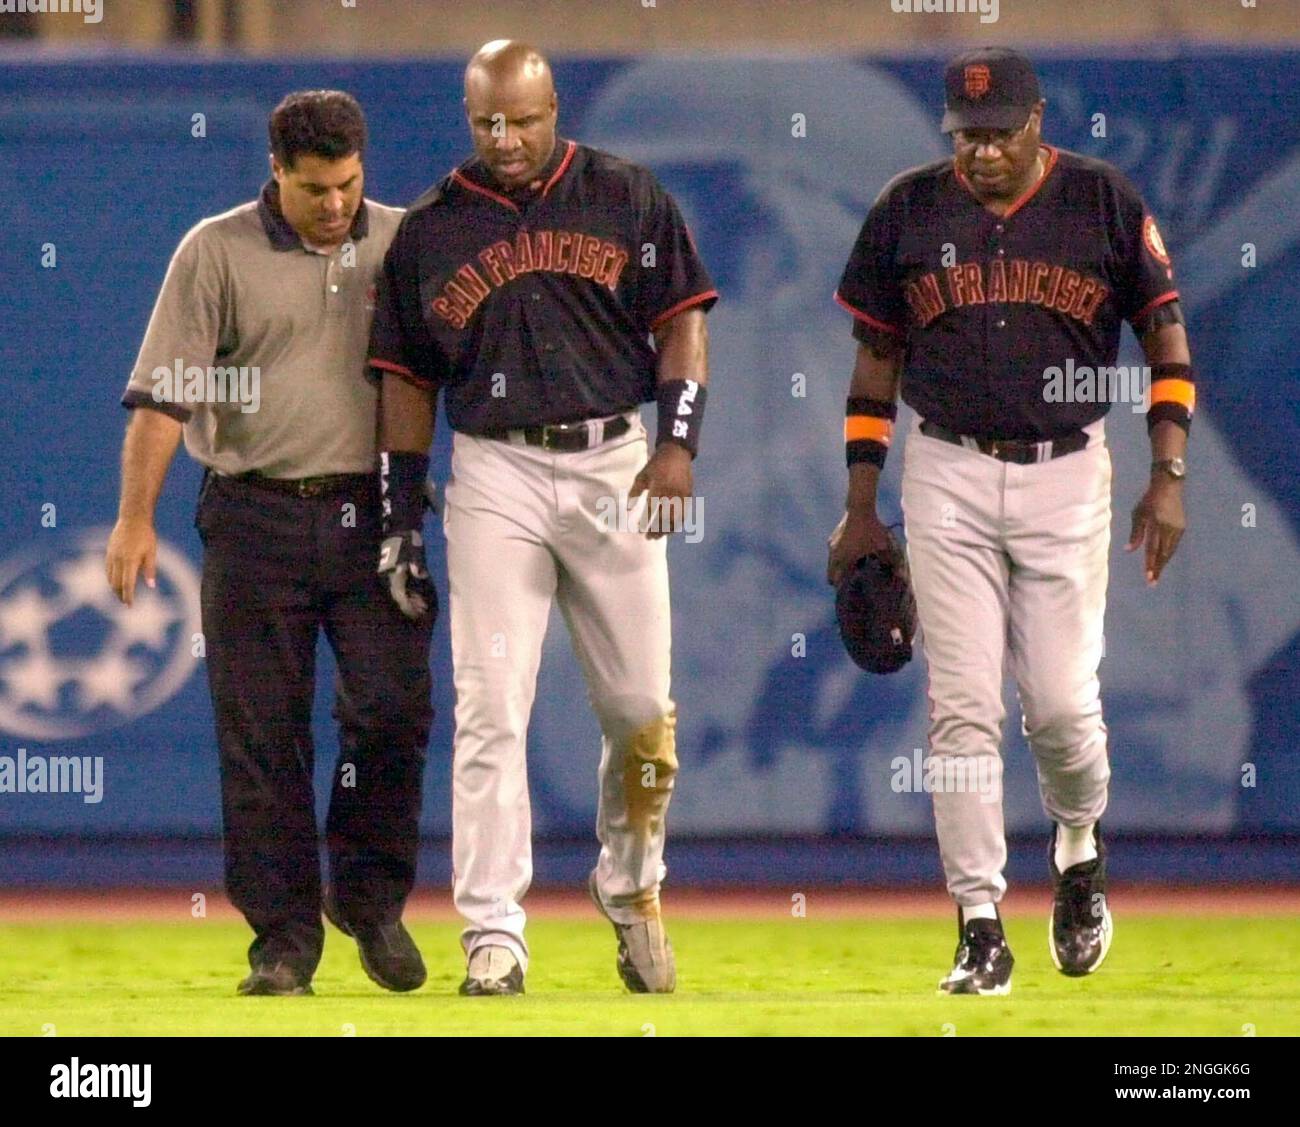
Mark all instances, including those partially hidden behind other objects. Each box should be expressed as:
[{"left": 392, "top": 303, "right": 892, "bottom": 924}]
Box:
[
  {"left": 464, "top": 40, "right": 560, "bottom": 191},
  {"left": 464, "top": 39, "right": 553, "bottom": 95}
]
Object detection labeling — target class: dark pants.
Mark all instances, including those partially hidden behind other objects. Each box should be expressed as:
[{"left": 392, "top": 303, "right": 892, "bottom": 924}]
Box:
[{"left": 196, "top": 471, "right": 434, "bottom": 977}]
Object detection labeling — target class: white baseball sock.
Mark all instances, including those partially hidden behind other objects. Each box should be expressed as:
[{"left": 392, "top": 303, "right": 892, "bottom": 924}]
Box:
[
  {"left": 961, "top": 903, "right": 998, "bottom": 926},
  {"left": 1055, "top": 823, "right": 1098, "bottom": 872}
]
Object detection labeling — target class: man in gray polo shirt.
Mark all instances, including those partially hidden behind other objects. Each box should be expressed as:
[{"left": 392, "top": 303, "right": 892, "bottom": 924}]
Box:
[{"left": 105, "top": 91, "right": 435, "bottom": 996}]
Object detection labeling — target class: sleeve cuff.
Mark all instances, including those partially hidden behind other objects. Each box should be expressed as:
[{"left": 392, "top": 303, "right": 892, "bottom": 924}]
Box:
[
  {"left": 649, "top": 289, "right": 719, "bottom": 332},
  {"left": 1130, "top": 290, "right": 1180, "bottom": 330},
  {"left": 833, "top": 291, "right": 902, "bottom": 336},
  {"left": 369, "top": 358, "right": 436, "bottom": 390},
  {"left": 122, "top": 389, "right": 192, "bottom": 422}
]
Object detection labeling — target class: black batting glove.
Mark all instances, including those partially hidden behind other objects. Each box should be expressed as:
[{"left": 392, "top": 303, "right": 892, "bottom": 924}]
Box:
[
  {"left": 378, "top": 530, "right": 436, "bottom": 620},
  {"left": 379, "top": 450, "right": 436, "bottom": 619}
]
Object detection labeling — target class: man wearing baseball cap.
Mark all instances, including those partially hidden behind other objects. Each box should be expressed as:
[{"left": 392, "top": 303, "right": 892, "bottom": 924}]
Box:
[
  {"left": 937, "top": 46, "right": 1049, "bottom": 204},
  {"left": 831, "top": 47, "right": 1194, "bottom": 994},
  {"left": 941, "top": 45, "right": 1043, "bottom": 134}
]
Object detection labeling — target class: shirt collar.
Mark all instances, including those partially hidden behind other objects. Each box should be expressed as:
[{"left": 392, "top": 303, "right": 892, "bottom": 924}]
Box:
[
  {"left": 257, "top": 179, "right": 370, "bottom": 252},
  {"left": 459, "top": 138, "right": 573, "bottom": 203},
  {"left": 951, "top": 144, "right": 1059, "bottom": 220}
]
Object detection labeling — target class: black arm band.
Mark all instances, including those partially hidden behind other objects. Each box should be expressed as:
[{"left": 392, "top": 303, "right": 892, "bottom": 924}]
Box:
[
  {"left": 1147, "top": 404, "right": 1192, "bottom": 434},
  {"left": 380, "top": 450, "right": 430, "bottom": 534},
  {"left": 847, "top": 442, "right": 888, "bottom": 469},
  {"left": 1136, "top": 299, "right": 1185, "bottom": 334},
  {"left": 657, "top": 379, "right": 708, "bottom": 458},
  {"left": 846, "top": 397, "right": 897, "bottom": 469},
  {"left": 1146, "top": 362, "right": 1195, "bottom": 435},
  {"left": 846, "top": 397, "right": 898, "bottom": 420}
]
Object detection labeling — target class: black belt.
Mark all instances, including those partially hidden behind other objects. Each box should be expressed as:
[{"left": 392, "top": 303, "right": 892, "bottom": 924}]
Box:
[
  {"left": 919, "top": 421, "right": 1088, "bottom": 464},
  {"left": 478, "top": 414, "right": 632, "bottom": 453},
  {"left": 224, "top": 470, "right": 373, "bottom": 498}
]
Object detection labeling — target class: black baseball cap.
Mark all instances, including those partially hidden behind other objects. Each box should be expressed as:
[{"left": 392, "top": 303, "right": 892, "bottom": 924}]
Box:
[{"left": 941, "top": 47, "right": 1041, "bottom": 134}]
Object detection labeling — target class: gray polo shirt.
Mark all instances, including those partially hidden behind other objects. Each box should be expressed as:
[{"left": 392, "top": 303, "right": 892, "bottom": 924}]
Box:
[{"left": 122, "top": 182, "right": 403, "bottom": 478}]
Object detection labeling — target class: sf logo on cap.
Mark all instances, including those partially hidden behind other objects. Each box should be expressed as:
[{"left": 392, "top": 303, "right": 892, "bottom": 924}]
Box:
[{"left": 964, "top": 64, "right": 991, "bottom": 98}]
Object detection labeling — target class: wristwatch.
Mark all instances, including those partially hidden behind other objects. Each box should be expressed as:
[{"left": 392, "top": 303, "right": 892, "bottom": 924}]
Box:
[{"left": 1151, "top": 456, "right": 1187, "bottom": 481}]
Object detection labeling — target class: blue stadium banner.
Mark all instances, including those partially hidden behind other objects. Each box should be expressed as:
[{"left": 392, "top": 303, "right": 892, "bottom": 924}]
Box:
[{"left": 1, "top": 52, "right": 1297, "bottom": 857}]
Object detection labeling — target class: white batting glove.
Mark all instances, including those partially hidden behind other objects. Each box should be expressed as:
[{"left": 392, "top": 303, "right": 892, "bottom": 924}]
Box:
[{"left": 378, "top": 530, "right": 436, "bottom": 620}]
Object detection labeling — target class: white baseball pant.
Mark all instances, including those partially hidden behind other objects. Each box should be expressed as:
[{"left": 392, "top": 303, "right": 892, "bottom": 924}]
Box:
[
  {"left": 900, "top": 415, "right": 1113, "bottom": 907},
  {"left": 444, "top": 413, "right": 677, "bottom": 971}
]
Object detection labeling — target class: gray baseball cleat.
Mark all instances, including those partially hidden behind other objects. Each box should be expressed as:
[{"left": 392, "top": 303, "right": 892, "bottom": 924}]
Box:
[
  {"left": 588, "top": 870, "right": 676, "bottom": 994},
  {"left": 458, "top": 945, "right": 525, "bottom": 996}
]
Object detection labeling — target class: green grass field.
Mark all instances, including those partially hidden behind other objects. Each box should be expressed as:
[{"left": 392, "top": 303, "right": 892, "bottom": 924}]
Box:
[{"left": 3, "top": 913, "right": 1296, "bottom": 1036}]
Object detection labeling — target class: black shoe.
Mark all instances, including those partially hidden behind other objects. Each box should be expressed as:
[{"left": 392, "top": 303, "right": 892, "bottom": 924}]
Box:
[
  {"left": 938, "top": 912, "right": 1014, "bottom": 996},
  {"left": 458, "top": 946, "right": 525, "bottom": 996},
  {"left": 1049, "top": 823, "right": 1113, "bottom": 977},
  {"left": 322, "top": 887, "right": 427, "bottom": 993},
  {"left": 237, "top": 962, "right": 313, "bottom": 996}
]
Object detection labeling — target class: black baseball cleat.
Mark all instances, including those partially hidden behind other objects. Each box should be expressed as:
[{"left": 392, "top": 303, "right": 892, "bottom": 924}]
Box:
[
  {"left": 938, "top": 912, "right": 1014, "bottom": 996},
  {"left": 1049, "top": 824, "right": 1113, "bottom": 977},
  {"left": 458, "top": 946, "right": 525, "bottom": 996},
  {"left": 322, "top": 887, "right": 427, "bottom": 993},
  {"left": 237, "top": 962, "right": 313, "bottom": 996}
]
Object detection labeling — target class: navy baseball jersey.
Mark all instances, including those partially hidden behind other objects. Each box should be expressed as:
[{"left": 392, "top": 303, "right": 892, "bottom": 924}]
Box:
[
  {"left": 835, "top": 146, "right": 1179, "bottom": 440},
  {"left": 367, "top": 139, "right": 717, "bottom": 431}
]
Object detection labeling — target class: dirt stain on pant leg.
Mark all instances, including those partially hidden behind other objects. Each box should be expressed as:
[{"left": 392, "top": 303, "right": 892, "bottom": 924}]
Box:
[{"left": 621, "top": 709, "right": 678, "bottom": 844}]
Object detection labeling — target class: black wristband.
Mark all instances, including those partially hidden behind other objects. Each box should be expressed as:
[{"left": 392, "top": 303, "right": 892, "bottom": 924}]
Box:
[
  {"left": 846, "top": 441, "right": 889, "bottom": 469},
  {"left": 656, "top": 379, "right": 707, "bottom": 458},
  {"left": 1146, "top": 403, "right": 1192, "bottom": 435},
  {"left": 846, "top": 396, "right": 896, "bottom": 469},
  {"left": 379, "top": 450, "right": 430, "bottom": 534},
  {"left": 1146, "top": 362, "right": 1195, "bottom": 435}
]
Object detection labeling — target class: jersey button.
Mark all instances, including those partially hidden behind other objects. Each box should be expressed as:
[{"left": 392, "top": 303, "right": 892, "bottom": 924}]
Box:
[
  {"left": 329, "top": 284, "right": 339, "bottom": 293},
  {"left": 995, "top": 318, "right": 1007, "bottom": 328},
  {"left": 531, "top": 292, "right": 542, "bottom": 302},
  {"left": 996, "top": 248, "right": 1006, "bottom": 257},
  {"left": 995, "top": 223, "right": 1005, "bottom": 232}
]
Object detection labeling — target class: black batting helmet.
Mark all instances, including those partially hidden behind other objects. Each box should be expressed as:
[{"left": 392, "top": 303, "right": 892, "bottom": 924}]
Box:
[{"left": 835, "top": 530, "right": 918, "bottom": 674}]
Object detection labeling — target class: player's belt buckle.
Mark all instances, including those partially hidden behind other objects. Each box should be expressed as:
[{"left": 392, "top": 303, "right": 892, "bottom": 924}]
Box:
[
  {"left": 980, "top": 438, "right": 1036, "bottom": 462},
  {"left": 283, "top": 474, "right": 356, "bottom": 497},
  {"left": 540, "top": 422, "right": 585, "bottom": 451}
]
